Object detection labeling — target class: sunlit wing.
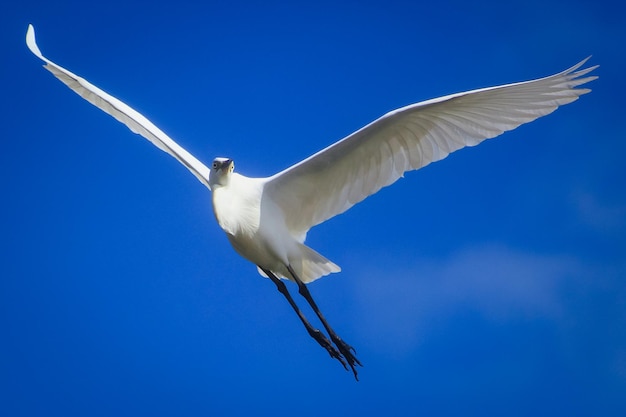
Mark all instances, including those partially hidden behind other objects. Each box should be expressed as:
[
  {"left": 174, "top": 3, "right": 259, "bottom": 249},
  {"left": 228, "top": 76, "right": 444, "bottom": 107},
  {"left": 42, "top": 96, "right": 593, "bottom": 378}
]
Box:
[
  {"left": 26, "top": 25, "right": 212, "bottom": 189},
  {"left": 265, "top": 58, "right": 597, "bottom": 238}
]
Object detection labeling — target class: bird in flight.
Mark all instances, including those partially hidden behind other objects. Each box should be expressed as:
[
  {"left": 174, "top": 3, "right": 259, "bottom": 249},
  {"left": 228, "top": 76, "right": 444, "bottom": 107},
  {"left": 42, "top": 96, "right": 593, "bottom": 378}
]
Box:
[{"left": 26, "top": 24, "right": 597, "bottom": 380}]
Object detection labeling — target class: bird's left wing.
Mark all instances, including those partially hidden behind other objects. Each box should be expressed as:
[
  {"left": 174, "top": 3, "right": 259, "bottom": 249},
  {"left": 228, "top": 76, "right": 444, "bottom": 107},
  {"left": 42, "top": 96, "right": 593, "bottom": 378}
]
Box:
[
  {"left": 264, "top": 58, "right": 597, "bottom": 238},
  {"left": 26, "top": 25, "right": 212, "bottom": 189}
]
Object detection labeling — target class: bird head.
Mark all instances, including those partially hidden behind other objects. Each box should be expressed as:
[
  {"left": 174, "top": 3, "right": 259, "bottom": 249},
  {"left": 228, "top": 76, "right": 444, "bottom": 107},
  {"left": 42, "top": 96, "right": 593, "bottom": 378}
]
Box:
[{"left": 209, "top": 157, "right": 234, "bottom": 187}]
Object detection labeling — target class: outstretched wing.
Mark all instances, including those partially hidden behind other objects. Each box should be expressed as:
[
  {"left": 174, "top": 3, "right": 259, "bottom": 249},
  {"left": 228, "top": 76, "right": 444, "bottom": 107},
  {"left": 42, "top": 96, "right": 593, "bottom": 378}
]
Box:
[
  {"left": 264, "top": 58, "right": 597, "bottom": 238},
  {"left": 26, "top": 25, "right": 212, "bottom": 189}
]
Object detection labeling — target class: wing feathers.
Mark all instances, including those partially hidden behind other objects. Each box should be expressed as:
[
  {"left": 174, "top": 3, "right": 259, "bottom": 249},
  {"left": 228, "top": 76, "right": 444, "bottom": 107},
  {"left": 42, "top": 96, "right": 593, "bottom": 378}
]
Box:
[
  {"left": 26, "top": 25, "right": 211, "bottom": 189},
  {"left": 265, "top": 58, "right": 597, "bottom": 237},
  {"left": 28, "top": 24, "right": 597, "bottom": 239}
]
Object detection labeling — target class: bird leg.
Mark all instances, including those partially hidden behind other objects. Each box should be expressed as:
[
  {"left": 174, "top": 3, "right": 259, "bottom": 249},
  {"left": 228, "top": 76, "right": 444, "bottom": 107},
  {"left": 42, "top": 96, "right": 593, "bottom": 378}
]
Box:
[
  {"left": 259, "top": 267, "right": 347, "bottom": 369},
  {"left": 286, "top": 265, "right": 362, "bottom": 381}
]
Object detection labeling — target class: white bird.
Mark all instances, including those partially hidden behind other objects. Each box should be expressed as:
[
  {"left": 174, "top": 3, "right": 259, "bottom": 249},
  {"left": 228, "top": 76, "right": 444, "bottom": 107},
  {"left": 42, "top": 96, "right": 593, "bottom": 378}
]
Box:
[{"left": 26, "top": 24, "right": 597, "bottom": 379}]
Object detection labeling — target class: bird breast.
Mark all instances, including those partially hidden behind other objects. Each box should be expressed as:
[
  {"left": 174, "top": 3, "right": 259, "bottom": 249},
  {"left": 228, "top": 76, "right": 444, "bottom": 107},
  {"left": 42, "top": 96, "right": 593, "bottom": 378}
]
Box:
[{"left": 211, "top": 174, "right": 263, "bottom": 239}]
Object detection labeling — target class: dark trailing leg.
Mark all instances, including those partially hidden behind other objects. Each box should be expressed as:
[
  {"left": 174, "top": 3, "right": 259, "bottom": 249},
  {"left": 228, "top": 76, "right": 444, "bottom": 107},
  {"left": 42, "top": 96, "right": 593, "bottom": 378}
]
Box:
[
  {"left": 259, "top": 266, "right": 347, "bottom": 369},
  {"left": 287, "top": 265, "right": 362, "bottom": 381}
]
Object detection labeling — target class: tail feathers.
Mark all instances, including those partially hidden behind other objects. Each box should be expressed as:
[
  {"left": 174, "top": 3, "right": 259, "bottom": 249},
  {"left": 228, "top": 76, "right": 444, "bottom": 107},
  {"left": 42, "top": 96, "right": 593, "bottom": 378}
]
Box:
[
  {"left": 256, "top": 244, "right": 340, "bottom": 284},
  {"left": 294, "top": 243, "right": 341, "bottom": 283}
]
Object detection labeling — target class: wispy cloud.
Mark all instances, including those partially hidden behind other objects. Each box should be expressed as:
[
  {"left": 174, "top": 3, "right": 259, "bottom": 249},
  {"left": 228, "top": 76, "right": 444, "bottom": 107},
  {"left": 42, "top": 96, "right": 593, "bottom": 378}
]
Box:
[
  {"left": 574, "top": 190, "right": 626, "bottom": 234},
  {"left": 348, "top": 245, "right": 582, "bottom": 355}
]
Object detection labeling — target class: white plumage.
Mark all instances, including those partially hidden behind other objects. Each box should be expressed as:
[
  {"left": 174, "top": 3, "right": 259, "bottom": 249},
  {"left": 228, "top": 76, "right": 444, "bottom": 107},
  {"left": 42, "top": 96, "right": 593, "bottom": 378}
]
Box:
[{"left": 26, "top": 24, "right": 597, "bottom": 379}]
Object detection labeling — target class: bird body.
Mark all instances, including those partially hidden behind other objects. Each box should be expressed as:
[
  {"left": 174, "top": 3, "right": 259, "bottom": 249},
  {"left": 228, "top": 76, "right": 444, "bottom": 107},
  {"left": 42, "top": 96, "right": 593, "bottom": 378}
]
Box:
[
  {"left": 26, "top": 24, "right": 597, "bottom": 379},
  {"left": 210, "top": 159, "right": 340, "bottom": 283}
]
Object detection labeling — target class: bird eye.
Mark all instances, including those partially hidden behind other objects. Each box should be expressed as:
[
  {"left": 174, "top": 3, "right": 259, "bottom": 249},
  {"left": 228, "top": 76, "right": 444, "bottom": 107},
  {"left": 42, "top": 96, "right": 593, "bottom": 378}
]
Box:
[{"left": 212, "top": 162, "right": 218, "bottom": 169}]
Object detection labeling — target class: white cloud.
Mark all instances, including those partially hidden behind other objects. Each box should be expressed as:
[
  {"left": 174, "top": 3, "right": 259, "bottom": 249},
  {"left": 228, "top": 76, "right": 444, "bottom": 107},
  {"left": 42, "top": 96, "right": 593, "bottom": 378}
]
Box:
[
  {"left": 574, "top": 190, "right": 626, "bottom": 234},
  {"left": 348, "top": 245, "right": 581, "bottom": 355}
]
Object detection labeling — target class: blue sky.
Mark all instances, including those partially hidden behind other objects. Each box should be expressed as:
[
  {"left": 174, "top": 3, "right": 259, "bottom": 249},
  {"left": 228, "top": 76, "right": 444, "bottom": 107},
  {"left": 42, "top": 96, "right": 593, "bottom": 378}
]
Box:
[{"left": 2, "top": 0, "right": 625, "bottom": 416}]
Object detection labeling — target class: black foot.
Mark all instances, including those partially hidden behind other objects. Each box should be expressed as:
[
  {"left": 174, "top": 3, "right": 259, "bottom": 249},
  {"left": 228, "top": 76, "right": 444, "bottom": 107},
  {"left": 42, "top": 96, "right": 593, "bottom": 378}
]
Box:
[
  {"left": 331, "top": 335, "right": 362, "bottom": 381},
  {"left": 308, "top": 328, "right": 348, "bottom": 369}
]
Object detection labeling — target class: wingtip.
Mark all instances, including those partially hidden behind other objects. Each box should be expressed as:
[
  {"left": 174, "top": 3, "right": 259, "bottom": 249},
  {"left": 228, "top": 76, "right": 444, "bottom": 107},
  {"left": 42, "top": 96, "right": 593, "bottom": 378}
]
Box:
[
  {"left": 557, "top": 56, "right": 595, "bottom": 77},
  {"left": 26, "top": 24, "right": 44, "bottom": 59}
]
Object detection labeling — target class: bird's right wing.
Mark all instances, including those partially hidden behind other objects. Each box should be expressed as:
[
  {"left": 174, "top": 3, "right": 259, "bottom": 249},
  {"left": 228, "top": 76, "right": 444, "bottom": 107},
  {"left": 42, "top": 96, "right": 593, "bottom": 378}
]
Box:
[
  {"left": 264, "top": 58, "right": 597, "bottom": 239},
  {"left": 26, "top": 25, "right": 212, "bottom": 189}
]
